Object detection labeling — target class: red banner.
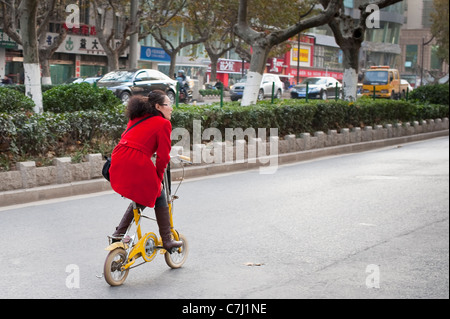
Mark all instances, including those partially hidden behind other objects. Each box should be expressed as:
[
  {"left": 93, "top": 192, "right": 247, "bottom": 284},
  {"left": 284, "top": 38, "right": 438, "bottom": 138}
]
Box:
[{"left": 212, "top": 59, "right": 250, "bottom": 74}]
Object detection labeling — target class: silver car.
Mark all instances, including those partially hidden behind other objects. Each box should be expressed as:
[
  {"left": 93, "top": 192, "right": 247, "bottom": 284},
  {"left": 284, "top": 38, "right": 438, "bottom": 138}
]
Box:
[{"left": 290, "top": 77, "right": 342, "bottom": 100}]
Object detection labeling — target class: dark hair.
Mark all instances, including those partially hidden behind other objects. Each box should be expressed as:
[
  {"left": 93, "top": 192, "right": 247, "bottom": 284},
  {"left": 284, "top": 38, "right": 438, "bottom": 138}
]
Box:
[{"left": 126, "top": 90, "right": 167, "bottom": 120}]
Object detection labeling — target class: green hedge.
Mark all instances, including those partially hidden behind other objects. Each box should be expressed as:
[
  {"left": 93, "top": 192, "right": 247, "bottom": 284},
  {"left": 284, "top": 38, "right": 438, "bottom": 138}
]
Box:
[
  {"left": 0, "top": 104, "right": 127, "bottom": 159},
  {"left": 171, "top": 99, "right": 448, "bottom": 138},
  {"left": 43, "top": 83, "right": 122, "bottom": 112},
  {"left": 199, "top": 89, "right": 221, "bottom": 96},
  {"left": 409, "top": 83, "right": 449, "bottom": 105},
  {"left": 0, "top": 87, "right": 35, "bottom": 113},
  {"left": 1, "top": 84, "right": 56, "bottom": 94},
  {"left": 0, "top": 96, "right": 448, "bottom": 171},
  {"left": 0, "top": 83, "right": 122, "bottom": 113}
]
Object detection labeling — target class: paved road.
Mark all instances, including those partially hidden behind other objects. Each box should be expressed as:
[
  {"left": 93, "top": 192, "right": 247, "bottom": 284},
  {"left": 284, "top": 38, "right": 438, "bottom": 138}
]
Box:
[{"left": 0, "top": 136, "right": 448, "bottom": 300}]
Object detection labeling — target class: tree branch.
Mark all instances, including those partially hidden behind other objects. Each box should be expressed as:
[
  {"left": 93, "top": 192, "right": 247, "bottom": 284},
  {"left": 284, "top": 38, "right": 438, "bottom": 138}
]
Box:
[
  {"left": 234, "top": 0, "right": 261, "bottom": 43},
  {"left": 268, "top": 0, "right": 341, "bottom": 46}
]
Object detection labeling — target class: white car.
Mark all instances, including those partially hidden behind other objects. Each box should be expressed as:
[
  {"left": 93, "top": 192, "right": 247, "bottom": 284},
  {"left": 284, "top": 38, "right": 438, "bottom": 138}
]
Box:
[
  {"left": 400, "top": 79, "right": 413, "bottom": 92},
  {"left": 230, "top": 73, "right": 284, "bottom": 101}
]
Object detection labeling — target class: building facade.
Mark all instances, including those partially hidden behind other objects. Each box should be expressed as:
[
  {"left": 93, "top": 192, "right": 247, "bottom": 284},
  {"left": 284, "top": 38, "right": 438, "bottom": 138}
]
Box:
[
  {"left": 399, "top": 0, "right": 448, "bottom": 87},
  {"left": 1, "top": 2, "right": 126, "bottom": 85}
]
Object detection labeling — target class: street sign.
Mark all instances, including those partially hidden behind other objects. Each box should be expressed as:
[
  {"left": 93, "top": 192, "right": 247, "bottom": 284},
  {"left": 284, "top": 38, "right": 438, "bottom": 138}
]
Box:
[
  {"left": 0, "top": 29, "right": 18, "bottom": 49},
  {"left": 140, "top": 46, "right": 171, "bottom": 62}
]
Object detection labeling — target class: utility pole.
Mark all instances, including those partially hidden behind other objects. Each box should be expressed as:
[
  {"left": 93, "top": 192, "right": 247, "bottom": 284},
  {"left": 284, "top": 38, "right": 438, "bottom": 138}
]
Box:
[
  {"left": 129, "top": 0, "right": 139, "bottom": 69},
  {"left": 420, "top": 35, "right": 434, "bottom": 87}
]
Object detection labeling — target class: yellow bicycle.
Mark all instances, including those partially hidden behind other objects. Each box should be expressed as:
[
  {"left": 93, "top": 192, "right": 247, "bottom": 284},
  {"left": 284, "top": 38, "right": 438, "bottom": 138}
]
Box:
[{"left": 103, "top": 156, "right": 191, "bottom": 286}]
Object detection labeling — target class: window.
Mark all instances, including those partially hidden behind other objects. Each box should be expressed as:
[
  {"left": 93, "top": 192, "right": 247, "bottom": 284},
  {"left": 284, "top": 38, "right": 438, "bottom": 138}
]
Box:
[
  {"left": 363, "top": 71, "right": 388, "bottom": 84},
  {"left": 343, "top": 0, "right": 354, "bottom": 8},
  {"left": 405, "top": 45, "right": 418, "bottom": 71},
  {"left": 135, "top": 71, "right": 149, "bottom": 81},
  {"left": 148, "top": 70, "right": 172, "bottom": 81},
  {"left": 314, "top": 46, "right": 324, "bottom": 69}
]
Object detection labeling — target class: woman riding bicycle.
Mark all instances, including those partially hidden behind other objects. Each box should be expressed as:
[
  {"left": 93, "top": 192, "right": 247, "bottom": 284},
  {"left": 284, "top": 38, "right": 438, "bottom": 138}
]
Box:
[{"left": 109, "top": 90, "right": 182, "bottom": 251}]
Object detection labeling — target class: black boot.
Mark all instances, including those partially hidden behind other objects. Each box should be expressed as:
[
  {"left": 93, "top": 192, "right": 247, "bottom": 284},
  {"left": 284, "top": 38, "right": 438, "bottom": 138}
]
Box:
[
  {"left": 154, "top": 206, "right": 182, "bottom": 252},
  {"left": 112, "top": 203, "right": 137, "bottom": 242}
]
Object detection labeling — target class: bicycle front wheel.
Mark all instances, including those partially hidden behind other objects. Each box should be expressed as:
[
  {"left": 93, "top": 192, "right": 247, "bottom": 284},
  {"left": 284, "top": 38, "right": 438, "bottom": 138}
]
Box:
[
  {"left": 104, "top": 248, "right": 129, "bottom": 286},
  {"left": 164, "top": 233, "right": 189, "bottom": 269}
]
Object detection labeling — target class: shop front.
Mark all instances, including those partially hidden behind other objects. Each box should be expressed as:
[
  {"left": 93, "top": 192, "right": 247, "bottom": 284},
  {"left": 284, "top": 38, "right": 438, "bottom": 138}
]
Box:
[
  {"left": 43, "top": 28, "right": 117, "bottom": 84},
  {"left": 207, "top": 58, "right": 250, "bottom": 88},
  {"left": 1, "top": 28, "right": 22, "bottom": 83}
]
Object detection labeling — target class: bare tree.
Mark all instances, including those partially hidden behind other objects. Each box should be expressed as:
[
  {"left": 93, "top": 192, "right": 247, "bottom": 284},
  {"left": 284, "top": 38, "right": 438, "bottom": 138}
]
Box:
[
  {"left": 320, "top": 0, "right": 403, "bottom": 101},
  {"left": 234, "top": 0, "right": 341, "bottom": 106},
  {"left": 1, "top": 0, "right": 67, "bottom": 110},
  {"left": 141, "top": 0, "right": 207, "bottom": 78},
  {"left": 188, "top": 0, "right": 238, "bottom": 83},
  {"left": 92, "top": 0, "right": 134, "bottom": 71},
  {"left": 38, "top": 0, "right": 67, "bottom": 85}
]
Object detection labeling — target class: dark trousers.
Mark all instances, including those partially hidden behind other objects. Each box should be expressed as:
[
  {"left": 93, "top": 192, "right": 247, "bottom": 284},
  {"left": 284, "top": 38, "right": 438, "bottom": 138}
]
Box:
[{"left": 113, "top": 187, "right": 168, "bottom": 237}]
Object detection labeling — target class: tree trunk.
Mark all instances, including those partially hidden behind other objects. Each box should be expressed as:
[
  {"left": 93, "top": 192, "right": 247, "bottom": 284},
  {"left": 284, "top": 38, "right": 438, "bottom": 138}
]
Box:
[
  {"left": 169, "top": 52, "right": 178, "bottom": 79},
  {"left": 40, "top": 57, "right": 52, "bottom": 85},
  {"left": 19, "top": 0, "right": 43, "bottom": 113},
  {"left": 209, "top": 55, "right": 219, "bottom": 83},
  {"left": 241, "top": 45, "right": 270, "bottom": 106},
  {"left": 341, "top": 45, "right": 360, "bottom": 102},
  {"left": 107, "top": 51, "right": 120, "bottom": 72},
  {"left": 39, "top": 25, "right": 67, "bottom": 86}
]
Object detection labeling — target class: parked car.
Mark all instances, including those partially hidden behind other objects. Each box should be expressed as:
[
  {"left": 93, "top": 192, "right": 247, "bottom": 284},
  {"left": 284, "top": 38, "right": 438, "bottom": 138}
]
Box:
[
  {"left": 400, "top": 79, "right": 413, "bottom": 92},
  {"left": 97, "top": 69, "right": 177, "bottom": 104},
  {"left": 65, "top": 76, "right": 102, "bottom": 85},
  {"left": 290, "top": 77, "right": 342, "bottom": 100},
  {"left": 65, "top": 77, "right": 84, "bottom": 84},
  {"left": 83, "top": 77, "right": 102, "bottom": 84},
  {"left": 400, "top": 74, "right": 421, "bottom": 89},
  {"left": 230, "top": 73, "right": 284, "bottom": 101}
]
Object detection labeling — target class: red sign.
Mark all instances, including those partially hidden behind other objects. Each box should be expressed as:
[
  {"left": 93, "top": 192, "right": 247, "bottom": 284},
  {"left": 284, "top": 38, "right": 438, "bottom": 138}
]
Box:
[
  {"left": 268, "top": 57, "right": 288, "bottom": 74},
  {"left": 63, "top": 24, "right": 97, "bottom": 36},
  {"left": 211, "top": 59, "right": 250, "bottom": 74}
]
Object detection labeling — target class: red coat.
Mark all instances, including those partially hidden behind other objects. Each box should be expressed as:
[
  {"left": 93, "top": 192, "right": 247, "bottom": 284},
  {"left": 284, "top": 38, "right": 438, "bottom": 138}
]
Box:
[{"left": 110, "top": 115, "right": 171, "bottom": 207}]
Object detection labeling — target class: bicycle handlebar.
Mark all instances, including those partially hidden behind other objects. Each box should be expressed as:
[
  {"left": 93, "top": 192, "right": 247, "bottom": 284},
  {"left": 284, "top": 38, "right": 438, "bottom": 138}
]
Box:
[
  {"left": 170, "top": 154, "right": 192, "bottom": 165},
  {"left": 178, "top": 155, "right": 192, "bottom": 163}
]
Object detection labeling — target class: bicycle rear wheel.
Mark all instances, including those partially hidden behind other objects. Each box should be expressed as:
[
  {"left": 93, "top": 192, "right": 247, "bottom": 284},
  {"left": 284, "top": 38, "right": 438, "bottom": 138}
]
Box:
[
  {"left": 104, "top": 248, "right": 129, "bottom": 286},
  {"left": 164, "top": 233, "right": 189, "bottom": 269}
]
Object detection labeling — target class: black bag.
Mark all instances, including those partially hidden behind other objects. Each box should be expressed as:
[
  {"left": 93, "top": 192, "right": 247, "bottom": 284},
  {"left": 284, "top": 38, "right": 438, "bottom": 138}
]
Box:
[
  {"left": 102, "top": 156, "right": 112, "bottom": 181},
  {"left": 102, "top": 115, "right": 153, "bottom": 182}
]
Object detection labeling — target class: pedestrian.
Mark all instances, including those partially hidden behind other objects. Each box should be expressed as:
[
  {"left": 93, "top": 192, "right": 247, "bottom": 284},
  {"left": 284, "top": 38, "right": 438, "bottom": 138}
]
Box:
[
  {"left": 1, "top": 76, "right": 13, "bottom": 85},
  {"left": 109, "top": 90, "right": 182, "bottom": 251}
]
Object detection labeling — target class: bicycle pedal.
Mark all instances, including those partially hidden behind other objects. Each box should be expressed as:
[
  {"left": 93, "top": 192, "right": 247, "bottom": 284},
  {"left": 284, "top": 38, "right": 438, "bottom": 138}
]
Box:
[
  {"left": 123, "top": 236, "right": 131, "bottom": 244},
  {"left": 169, "top": 247, "right": 181, "bottom": 254}
]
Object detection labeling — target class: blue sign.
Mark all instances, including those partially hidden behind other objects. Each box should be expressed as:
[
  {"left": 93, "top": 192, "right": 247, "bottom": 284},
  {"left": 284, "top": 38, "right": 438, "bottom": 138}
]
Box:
[{"left": 140, "top": 46, "right": 171, "bottom": 62}]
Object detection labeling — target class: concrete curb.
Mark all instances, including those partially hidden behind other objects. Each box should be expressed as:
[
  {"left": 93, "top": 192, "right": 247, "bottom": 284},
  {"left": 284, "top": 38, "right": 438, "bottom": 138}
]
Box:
[{"left": 1, "top": 129, "right": 448, "bottom": 208}]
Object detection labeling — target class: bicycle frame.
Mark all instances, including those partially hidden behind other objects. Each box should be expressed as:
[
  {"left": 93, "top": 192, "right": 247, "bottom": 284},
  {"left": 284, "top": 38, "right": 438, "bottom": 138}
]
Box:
[{"left": 105, "top": 155, "right": 191, "bottom": 271}]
